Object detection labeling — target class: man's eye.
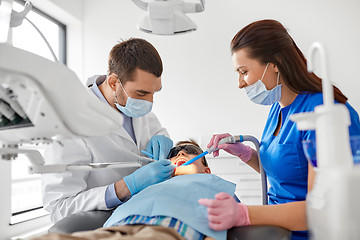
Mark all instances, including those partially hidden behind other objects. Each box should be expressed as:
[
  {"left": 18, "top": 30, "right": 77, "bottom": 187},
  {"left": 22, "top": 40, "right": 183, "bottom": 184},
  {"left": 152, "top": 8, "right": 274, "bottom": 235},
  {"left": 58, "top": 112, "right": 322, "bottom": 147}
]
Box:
[
  {"left": 241, "top": 71, "right": 247, "bottom": 75},
  {"left": 137, "top": 92, "right": 146, "bottom": 97}
]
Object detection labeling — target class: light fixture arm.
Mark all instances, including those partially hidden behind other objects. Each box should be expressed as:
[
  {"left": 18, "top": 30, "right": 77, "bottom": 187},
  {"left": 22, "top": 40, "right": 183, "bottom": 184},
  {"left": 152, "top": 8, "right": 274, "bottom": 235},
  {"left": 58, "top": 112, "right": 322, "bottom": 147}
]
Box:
[
  {"left": 10, "top": 0, "right": 32, "bottom": 27},
  {"left": 197, "top": 0, "right": 205, "bottom": 12},
  {"left": 131, "top": 0, "right": 148, "bottom": 11},
  {"left": 184, "top": 0, "right": 205, "bottom": 13},
  {"left": 132, "top": 0, "right": 205, "bottom": 35}
]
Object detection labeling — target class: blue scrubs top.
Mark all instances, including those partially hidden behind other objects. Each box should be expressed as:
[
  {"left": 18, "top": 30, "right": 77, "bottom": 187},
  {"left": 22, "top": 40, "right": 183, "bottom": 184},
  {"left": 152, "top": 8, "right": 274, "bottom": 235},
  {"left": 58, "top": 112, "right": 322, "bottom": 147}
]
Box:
[{"left": 259, "top": 93, "right": 360, "bottom": 240}]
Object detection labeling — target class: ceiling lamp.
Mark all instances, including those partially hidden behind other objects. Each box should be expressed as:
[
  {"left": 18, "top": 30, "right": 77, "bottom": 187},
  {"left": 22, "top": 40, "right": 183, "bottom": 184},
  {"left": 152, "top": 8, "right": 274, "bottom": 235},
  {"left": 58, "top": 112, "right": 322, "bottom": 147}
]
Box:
[{"left": 132, "top": 0, "right": 205, "bottom": 35}]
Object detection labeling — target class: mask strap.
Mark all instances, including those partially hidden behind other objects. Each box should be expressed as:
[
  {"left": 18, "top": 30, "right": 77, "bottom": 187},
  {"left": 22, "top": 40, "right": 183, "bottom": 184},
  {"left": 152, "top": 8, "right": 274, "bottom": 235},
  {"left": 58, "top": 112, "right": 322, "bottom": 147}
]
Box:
[
  {"left": 276, "top": 72, "right": 280, "bottom": 85},
  {"left": 115, "top": 75, "right": 129, "bottom": 98},
  {"left": 260, "top": 63, "right": 270, "bottom": 82},
  {"left": 114, "top": 75, "right": 129, "bottom": 105}
]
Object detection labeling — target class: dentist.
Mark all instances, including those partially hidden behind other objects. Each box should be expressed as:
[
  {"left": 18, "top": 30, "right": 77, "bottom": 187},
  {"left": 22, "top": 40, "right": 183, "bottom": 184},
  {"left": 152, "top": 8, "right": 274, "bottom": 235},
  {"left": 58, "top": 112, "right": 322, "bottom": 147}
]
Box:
[
  {"left": 42, "top": 38, "right": 174, "bottom": 223},
  {"left": 199, "top": 20, "right": 360, "bottom": 240}
]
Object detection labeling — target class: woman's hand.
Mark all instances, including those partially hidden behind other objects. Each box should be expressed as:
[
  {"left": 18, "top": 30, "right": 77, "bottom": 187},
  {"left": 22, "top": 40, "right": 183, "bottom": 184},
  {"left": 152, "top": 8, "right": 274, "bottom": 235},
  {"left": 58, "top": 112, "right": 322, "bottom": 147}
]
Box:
[
  {"left": 207, "top": 133, "right": 252, "bottom": 162},
  {"left": 198, "top": 192, "right": 251, "bottom": 231}
]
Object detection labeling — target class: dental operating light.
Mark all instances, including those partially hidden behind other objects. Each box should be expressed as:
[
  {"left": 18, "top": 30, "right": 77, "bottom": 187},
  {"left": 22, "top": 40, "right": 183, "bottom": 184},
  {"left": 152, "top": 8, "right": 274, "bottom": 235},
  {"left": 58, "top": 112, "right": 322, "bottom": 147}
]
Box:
[{"left": 131, "top": 0, "right": 205, "bottom": 35}]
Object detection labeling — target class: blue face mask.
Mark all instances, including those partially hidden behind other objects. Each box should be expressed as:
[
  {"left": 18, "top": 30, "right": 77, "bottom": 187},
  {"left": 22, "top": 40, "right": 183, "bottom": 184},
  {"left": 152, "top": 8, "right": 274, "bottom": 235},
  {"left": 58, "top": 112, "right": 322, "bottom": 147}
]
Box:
[
  {"left": 115, "top": 79, "right": 153, "bottom": 118},
  {"left": 244, "top": 63, "right": 282, "bottom": 105}
]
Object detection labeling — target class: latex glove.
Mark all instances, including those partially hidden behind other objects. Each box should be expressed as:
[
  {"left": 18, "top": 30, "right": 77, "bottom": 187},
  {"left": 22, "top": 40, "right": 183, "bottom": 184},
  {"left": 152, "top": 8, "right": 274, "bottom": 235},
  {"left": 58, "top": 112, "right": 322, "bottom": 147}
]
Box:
[
  {"left": 198, "top": 192, "right": 251, "bottom": 231},
  {"left": 146, "top": 135, "right": 173, "bottom": 160},
  {"left": 123, "top": 159, "right": 175, "bottom": 195},
  {"left": 207, "top": 133, "right": 252, "bottom": 162}
]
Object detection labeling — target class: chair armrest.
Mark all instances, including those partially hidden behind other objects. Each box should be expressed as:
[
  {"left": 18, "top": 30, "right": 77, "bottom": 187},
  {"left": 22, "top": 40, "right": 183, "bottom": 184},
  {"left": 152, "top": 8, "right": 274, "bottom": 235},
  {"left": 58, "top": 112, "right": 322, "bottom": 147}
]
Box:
[
  {"left": 227, "top": 225, "right": 291, "bottom": 240},
  {"left": 48, "top": 210, "right": 113, "bottom": 234}
]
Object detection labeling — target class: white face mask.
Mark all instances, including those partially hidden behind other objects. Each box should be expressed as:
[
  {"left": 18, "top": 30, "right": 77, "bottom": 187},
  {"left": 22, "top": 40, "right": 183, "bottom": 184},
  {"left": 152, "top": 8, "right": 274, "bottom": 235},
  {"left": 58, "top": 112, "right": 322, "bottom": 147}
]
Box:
[
  {"left": 244, "top": 63, "right": 282, "bottom": 105},
  {"left": 115, "top": 79, "right": 153, "bottom": 118}
]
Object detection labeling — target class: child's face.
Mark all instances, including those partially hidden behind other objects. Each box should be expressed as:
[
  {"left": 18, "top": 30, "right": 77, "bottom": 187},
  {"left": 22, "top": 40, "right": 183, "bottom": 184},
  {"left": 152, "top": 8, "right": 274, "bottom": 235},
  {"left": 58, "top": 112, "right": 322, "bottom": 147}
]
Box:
[{"left": 169, "top": 144, "right": 211, "bottom": 176}]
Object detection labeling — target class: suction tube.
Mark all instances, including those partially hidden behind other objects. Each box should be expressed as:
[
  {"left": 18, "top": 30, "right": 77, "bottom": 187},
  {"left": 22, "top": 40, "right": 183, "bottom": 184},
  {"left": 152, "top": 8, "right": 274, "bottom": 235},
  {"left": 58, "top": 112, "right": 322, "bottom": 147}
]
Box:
[
  {"left": 206, "top": 134, "right": 268, "bottom": 205},
  {"left": 241, "top": 135, "right": 268, "bottom": 205}
]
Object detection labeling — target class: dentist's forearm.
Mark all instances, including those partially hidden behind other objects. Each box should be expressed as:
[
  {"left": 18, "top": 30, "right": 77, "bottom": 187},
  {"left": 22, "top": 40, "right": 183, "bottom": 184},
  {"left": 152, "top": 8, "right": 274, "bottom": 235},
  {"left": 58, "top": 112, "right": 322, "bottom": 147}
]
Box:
[{"left": 114, "top": 179, "right": 131, "bottom": 201}]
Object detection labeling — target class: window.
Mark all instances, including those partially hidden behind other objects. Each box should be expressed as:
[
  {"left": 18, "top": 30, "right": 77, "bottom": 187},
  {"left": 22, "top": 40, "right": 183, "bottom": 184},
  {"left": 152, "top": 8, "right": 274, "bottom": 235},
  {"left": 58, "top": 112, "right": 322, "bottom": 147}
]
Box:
[
  {"left": 12, "top": 0, "right": 66, "bottom": 63},
  {"left": 11, "top": 146, "right": 47, "bottom": 224},
  {"left": 10, "top": 0, "right": 66, "bottom": 223}
]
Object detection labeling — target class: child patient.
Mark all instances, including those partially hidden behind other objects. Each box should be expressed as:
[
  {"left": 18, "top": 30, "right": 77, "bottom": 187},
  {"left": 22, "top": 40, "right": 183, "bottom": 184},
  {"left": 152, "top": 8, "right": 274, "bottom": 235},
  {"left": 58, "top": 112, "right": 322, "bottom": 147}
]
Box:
[
  {"left": 32, "top": 140, "right": 235, "bottom": 240},
  {"left": 168, "top": 139, "right": 211, "bottom": 176}
]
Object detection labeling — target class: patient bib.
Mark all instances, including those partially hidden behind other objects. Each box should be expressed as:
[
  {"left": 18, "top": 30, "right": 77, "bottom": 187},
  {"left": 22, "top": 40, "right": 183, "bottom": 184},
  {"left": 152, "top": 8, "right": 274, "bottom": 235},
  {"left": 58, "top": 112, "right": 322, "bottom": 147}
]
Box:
[{"left": 104, "top": 174, "right": 236, "bottom": 240}]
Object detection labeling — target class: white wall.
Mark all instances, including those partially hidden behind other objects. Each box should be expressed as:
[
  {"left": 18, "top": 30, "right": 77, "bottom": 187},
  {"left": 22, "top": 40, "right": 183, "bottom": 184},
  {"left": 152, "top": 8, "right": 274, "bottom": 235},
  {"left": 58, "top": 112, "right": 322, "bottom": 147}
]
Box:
[
  {"left": 2, "top": 1, "right": 359, "bottom": 238},
  {"left": 81, "top": 0, "right": 360, "bottom": 146}
]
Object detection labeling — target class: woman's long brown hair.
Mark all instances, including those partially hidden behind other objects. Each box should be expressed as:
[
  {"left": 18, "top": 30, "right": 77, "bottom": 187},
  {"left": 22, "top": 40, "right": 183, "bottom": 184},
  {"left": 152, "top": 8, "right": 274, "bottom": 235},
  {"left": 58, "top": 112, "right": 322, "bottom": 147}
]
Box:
[{"left": 230, "top": 19, "right": 347, "bottom": 103}]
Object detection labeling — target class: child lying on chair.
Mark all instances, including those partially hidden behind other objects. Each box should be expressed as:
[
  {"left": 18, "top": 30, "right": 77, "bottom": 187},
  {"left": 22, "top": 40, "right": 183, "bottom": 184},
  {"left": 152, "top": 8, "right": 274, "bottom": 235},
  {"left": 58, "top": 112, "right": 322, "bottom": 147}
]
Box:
[{"left": 32, "top": 140, "right": 237, "bottom": 240}]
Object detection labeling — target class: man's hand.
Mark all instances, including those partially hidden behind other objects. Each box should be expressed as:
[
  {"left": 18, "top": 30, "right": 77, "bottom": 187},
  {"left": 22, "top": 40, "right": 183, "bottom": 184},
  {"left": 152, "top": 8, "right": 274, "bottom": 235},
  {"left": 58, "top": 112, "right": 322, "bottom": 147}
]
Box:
[
  {"left": 123, "top": 159, "right": 175, "bottom": 195},
  {"left": 146, "top": 135, "right": 173, "bottom": 160}
]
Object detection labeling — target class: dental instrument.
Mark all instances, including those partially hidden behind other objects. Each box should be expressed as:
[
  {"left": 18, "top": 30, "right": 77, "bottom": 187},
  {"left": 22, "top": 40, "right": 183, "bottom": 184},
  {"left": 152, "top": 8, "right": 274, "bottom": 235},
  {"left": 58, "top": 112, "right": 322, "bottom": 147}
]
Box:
[
  {"left": 180, "top": 150, "right": 208, "bottom": 166},
  {"left": 180, "top": 135, "right": 244, "bottom": 166},
  {"left": 141, "top": 150, "right": 154, "bottom": 159}
]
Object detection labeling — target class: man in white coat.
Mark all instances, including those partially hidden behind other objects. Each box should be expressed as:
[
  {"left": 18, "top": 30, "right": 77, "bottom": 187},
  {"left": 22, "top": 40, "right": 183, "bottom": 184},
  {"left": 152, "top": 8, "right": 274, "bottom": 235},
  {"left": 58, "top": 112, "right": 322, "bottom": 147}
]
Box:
[{"left": 42, "top": 38, "right": 175, "bottom": 223}]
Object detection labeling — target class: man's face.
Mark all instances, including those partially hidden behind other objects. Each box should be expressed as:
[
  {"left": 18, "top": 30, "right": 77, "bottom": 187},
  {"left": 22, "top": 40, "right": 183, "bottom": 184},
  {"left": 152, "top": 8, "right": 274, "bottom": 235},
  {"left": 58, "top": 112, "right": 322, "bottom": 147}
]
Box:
[
  {"left": 169, "top": 144, "right": 211, "bottom": 176},
  {"left": 115, "top": 68, "right": 162, "bottom": 106}
]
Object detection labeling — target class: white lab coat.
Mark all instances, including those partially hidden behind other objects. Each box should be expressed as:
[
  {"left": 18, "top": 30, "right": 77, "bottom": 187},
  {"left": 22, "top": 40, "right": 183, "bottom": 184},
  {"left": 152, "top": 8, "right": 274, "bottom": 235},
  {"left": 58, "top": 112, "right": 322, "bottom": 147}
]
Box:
[{"left": 42, "top": 78, "right": 169, "bottom": 223}]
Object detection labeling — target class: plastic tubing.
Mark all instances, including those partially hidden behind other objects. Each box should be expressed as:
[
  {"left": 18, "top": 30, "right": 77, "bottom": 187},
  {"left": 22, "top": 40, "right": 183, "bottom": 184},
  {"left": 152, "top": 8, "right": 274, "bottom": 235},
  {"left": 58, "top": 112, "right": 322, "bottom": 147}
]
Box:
[
  {"left": 205, "top": 135, "right": 268, "bottom": 205},
  {"left": 242, "top": 135, "right": 268, "bottom": 205}
]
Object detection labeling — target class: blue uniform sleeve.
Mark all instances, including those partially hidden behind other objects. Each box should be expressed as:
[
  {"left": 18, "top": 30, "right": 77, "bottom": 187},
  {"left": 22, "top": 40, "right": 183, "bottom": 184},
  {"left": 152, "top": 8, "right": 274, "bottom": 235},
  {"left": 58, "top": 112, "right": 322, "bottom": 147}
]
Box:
[
  {"left": 303, "top": 100, "right": 360, "bottom": 141},
  {"left": 105, "top": 183, "right": 123, "bottom": 208},
  {"left": 346, "top": 102, "right": 360, "bottom": 137}
]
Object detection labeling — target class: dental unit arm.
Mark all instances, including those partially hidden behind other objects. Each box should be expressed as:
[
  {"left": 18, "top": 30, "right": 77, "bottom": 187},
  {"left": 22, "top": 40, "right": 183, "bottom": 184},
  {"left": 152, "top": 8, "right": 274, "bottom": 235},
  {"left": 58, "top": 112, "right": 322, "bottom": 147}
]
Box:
[
  {"left": 0, "top": 1, "right": 154, "bottom": 173},
  {"left": 290, "top": 42, "right": 360, "bottom": 240}
]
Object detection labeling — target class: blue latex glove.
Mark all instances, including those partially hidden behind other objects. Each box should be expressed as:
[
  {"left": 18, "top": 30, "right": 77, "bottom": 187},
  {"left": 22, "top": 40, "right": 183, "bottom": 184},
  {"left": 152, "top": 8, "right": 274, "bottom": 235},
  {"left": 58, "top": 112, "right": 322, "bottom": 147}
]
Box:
[
  {"left": 123, "top": 159, "right": 175, "bottom": 195},
  {"left": 146, "top": 135, "right": 173, "bottom": 160}
]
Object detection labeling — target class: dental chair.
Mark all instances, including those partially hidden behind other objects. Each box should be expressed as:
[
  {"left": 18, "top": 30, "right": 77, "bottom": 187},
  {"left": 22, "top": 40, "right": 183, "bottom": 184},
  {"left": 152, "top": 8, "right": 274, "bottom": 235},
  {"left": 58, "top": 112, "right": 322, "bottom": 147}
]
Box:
[
  {"left": 48, "top": 209, "right": 291, "bottom": 240},
  {"left": 48, "top": 137, "right": 291, "bottom": 240}
]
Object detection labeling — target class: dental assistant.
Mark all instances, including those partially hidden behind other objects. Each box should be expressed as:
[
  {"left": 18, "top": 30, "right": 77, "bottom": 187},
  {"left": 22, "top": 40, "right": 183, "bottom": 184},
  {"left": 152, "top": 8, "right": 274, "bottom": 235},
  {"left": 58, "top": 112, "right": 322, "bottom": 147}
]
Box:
[
  {"left": 200, "top": 20, "right": 360, "bottom": 240},
  {"left": 42, "top": 38, "right": 174, "bottom": 223}
]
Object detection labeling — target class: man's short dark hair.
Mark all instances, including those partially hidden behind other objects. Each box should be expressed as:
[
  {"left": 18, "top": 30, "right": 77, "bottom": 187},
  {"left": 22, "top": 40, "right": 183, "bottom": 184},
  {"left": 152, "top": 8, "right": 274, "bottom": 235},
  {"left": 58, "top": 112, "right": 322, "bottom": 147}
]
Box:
[{"left": 108, "top": 38, "right": 163, "bottom": 84}]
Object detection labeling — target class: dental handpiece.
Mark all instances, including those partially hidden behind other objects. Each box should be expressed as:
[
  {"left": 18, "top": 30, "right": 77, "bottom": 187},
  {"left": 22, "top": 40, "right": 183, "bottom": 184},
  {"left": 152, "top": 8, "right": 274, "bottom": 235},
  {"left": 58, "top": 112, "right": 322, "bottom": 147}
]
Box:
[
  {"left": 206, "top": 135, "right": 243, "bottom": 154},
  {"left": 180, "top": 135, "right": 244, "bottom": 167}
]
